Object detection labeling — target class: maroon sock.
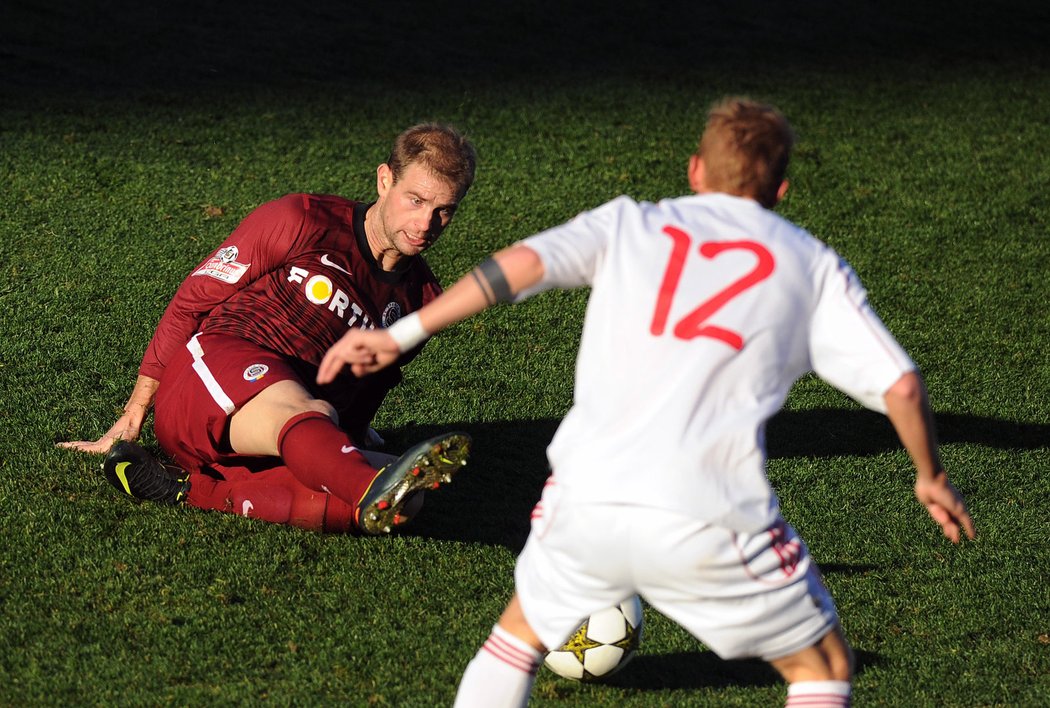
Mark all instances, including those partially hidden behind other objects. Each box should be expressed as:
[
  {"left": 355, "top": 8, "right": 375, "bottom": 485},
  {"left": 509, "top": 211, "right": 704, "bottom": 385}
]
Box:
[
  {"left": 277, "top": 411, "right": 378, "bottom": 506},
  {"left": 186, "top": 467, "right": 355, "bottom": 532},
  {"left": 186, "top": 473, "right": 233, "bottom": 512}
]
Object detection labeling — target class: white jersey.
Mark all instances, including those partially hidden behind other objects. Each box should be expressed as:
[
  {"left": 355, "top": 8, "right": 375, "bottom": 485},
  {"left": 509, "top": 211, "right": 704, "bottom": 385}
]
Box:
[{"left": 519, "top": 192, "right": 915, "bottom": 533}]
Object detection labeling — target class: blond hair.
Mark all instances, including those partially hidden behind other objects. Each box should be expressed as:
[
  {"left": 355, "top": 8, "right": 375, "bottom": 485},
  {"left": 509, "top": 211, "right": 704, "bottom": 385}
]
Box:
[
  {"left": 386, "top": 123, "right": 477, "bottom": 198},
  {"left": 698, "top": 98, "right": 795, "bottom": 208}
]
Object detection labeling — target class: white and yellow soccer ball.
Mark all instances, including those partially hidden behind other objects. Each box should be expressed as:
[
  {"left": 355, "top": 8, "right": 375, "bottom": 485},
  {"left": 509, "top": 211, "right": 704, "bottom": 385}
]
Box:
[{"left": 543, "top": 596, "right": 644, "bottom": 682}]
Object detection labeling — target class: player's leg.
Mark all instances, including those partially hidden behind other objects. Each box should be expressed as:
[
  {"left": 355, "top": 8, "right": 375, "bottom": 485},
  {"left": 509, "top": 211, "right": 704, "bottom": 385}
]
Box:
[
  {"left": 456, "top": 482, "right": 634, "bottom": 707},
  {"left": 636, "top": 512, "right": 851, "bottom": 707},
  {"left": 110, "top": 417, "right": 436, "bottom": 534},
  {"left": 767, "top": 626, "right": 853, "bottom": 707},
  {"left": 228, "top": 379, "right": 379, "bottom": 503},
  {"left": 454, "top": 595, "right": 546, "bottom": 708},
  {"left": 155, "top": 333, "right": 468, "bottom": 533},
  {"left": 226, "top": 378, "right": 337, "bottom": 456},
  {"left": 186, "top": 462, "right": 423, "bottom": 532},
  {"left": 264, "top": 405, "right": 467, "bottom": 533},
  {"left": 111, "top": 338, "right": 354, "bottom": 526},
  {"left": 224, "top": 350, "right": 468, "bottom": 533},
  {"left": 182, "top": 463, "right": 340, "bottom": 531}
]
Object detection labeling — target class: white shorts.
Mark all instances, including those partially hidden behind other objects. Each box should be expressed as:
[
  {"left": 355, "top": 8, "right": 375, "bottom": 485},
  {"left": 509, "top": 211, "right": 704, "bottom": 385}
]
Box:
[{"left": 515, "top": 482, "right": 839, "bottom": 661}]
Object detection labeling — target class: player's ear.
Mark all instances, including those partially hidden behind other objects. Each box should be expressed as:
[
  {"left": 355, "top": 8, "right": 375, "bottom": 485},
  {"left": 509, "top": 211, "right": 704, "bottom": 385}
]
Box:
[
  {"left": 376, "top": 164, "right": 393, "bottom": 197},
  {"left": 688, "top": 154, "right": 706, "bottom": 194},
  {"left": 775, "top": 179, "right": 789, "bottom": 203}
]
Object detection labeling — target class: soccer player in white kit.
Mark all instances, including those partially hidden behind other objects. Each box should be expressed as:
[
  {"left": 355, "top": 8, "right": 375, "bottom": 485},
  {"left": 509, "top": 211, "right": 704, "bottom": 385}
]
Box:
[{"left": 318, "top": 98, "right": 976, "bottom": 707}]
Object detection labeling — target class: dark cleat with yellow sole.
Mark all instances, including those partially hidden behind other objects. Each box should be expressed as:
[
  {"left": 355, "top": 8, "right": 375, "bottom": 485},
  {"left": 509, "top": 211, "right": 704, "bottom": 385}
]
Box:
[{"left": 102, "top": 441, "right": 190, "bottom": 505}]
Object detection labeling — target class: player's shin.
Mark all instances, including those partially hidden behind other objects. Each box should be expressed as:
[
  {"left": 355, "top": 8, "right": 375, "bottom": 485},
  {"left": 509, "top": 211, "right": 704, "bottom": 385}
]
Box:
[
  {"left": 785, "top": 680, "right": 851, "bottom": 707},
  {"left": 453, "top": 624, "right": 542, "bottom": 708},
  {"left": 277, "top": 411, "right": 377, "bottom": 504}
]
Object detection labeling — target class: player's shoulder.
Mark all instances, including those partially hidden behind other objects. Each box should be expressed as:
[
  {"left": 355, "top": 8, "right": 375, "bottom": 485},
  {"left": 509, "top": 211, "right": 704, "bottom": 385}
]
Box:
[
  {"left": 605, "top": 194, "right": 644, "bottom": 215},
  {"left": 763, "top": 216, "right": 854, "bottom": 292},
  {"left": 579, "top": 194, "right": 640, "bottom": 217},
  {"left": 568, "top": 194, "right": 644, "bottom": 229},
  {"left": 258, "top": 193, "right": 357, "bottom": 219}
]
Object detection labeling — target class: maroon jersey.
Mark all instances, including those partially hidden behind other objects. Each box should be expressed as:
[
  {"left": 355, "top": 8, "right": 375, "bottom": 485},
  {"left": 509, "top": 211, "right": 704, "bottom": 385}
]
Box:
[{"left": 140, "top": 194, "right": 442, "bottom": 436}]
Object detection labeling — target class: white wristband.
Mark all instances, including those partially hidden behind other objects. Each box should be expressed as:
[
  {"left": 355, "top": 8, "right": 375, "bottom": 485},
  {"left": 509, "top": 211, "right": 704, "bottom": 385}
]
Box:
[{"left": 386, "top": 311, "right": 429, "bottom": 352}]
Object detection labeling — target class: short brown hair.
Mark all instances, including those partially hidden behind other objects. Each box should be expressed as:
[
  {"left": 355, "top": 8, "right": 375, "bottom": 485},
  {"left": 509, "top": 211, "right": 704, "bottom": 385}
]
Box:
[
  {"left": 698, "top": 98, "right": 795, "bottom": 208},
  {"left": 387, "top": 123, "right": 477, "bottom": 199}
]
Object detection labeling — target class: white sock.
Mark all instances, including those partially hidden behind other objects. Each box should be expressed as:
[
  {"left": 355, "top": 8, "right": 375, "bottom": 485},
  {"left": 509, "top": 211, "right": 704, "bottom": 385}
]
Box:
[
  {"left": 785, "top": 680, "right": 852, "bottom": 707},
  {"left": 453, "top": 624, "right": 543, "bottom": 708}
]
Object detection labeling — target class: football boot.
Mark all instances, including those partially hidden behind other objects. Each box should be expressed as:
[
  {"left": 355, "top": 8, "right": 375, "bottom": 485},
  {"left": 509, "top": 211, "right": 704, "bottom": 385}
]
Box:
[
  {"left": 102, "top": 441, "right": 190, "bottom": 505},
  {"left": 355, "top": 432, "right": 471, "bottom": 535}
]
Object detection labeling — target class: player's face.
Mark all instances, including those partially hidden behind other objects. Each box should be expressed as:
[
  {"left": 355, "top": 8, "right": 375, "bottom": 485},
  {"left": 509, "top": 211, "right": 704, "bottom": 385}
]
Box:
[{"left": 374, "top": 162, "right": 460, "bottom": 258}]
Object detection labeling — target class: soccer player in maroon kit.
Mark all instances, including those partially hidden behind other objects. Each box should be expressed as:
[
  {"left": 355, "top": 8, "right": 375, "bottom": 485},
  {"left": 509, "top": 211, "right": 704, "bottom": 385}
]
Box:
[{"left": 59, "top": 124, "right": 475, "bottom": 535}]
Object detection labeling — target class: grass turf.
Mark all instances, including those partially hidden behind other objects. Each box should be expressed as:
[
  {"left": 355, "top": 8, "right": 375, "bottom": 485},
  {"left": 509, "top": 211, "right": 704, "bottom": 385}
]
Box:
[{"left": 1, "top": 1, "right": 1048, "bottom": 705}]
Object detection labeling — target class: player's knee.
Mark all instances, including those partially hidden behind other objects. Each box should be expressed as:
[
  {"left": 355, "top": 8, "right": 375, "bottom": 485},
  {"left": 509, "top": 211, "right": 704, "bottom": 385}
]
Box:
[
  {"left": 498, "top": 596, "right": 547, "bottom": 652},
  {"left": 829, "top": 640, "right": 854, "bottom": 682},
  {"left": 813, "top": 626, "right": 853, "bottom": 682},
  {"left": 302, "top": 397, "right": 338, "bottom": 422},
  {"left": 230, "top": 381, "right": 339, "bottom": 456},
  {"left": 768, "top": 626, "right": 852, "bottom": 683}
]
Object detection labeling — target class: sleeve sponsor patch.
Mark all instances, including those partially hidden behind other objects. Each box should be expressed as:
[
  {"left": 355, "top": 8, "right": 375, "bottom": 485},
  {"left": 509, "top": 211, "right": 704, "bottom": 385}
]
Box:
[{"left": 193, "top": 246, "right": 251, "bottom": 284}]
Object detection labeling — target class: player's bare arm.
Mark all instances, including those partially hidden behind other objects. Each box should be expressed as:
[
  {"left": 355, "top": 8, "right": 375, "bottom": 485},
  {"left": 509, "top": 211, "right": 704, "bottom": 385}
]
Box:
[
  {"left": 317, "top": 245, "right": 545, "bottom": 384},
  {"left": 883, "top": 371, "right": 976, "bottom": 543},
  {"left": 57, "top": 374, "right": 160, "bottom": 454}
]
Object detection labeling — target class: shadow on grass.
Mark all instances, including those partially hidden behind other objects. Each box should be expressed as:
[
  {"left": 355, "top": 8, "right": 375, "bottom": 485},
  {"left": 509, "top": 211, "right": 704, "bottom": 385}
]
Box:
[
  {"left": 398, "top": 410, "right": 1048, "bottom": 551},
  {"left": 70, "top": 409, "right": 1041, "bottom": 549},
  {"left": 581, "top": 647, "right": 881, "bottom": 691},
  {"left": 767, "top": 408, "right": 1050, "bottom": 458},
  {"left": 609, "top": 653, "right": 781, "bottom": 691}
]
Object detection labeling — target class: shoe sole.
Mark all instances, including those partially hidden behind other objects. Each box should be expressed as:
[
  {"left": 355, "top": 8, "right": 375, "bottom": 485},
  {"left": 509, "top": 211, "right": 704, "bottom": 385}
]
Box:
[{"left": 356, "top": 432, "right": 471, "bottom": 535}]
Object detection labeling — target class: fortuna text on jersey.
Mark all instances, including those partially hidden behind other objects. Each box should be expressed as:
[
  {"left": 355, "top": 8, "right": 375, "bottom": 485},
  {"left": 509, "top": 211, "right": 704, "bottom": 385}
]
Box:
[{"left": 287, "top": 265, "right": 376, "bottom": 329}]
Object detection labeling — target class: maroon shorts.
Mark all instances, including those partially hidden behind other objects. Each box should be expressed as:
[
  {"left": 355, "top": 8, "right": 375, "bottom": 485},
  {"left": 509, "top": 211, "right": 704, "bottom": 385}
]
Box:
[{"left": 153, "top": 332, "right": 302, "bottom": 478}]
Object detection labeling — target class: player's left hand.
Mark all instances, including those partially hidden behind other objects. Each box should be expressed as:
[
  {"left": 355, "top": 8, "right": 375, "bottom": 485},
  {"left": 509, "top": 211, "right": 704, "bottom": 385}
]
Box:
[
  {"left": 914, "top": 473, "right": 976, "bottom": 544},
  {"left": 317, "top": 329, "right": 401, "bottom": 384}
]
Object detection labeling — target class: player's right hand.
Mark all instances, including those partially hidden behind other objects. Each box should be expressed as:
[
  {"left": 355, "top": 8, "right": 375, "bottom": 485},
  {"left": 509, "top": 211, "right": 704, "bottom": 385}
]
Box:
[
  {"left": 914, "top": 474, "right": 976, "bottom": 544},
  {"left": 317, "top": 329, "right": 401, "bottom": 384}
]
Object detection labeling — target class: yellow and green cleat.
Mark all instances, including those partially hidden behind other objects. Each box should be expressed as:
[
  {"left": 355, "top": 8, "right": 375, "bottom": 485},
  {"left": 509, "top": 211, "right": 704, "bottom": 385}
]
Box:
[{"left": 102, "top": 441, "right": 190, "bottom": 505}]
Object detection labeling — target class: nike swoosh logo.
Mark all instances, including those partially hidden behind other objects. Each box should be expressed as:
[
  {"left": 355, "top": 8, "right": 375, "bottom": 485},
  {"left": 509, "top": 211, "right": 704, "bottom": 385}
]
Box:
[
  {"left": 241, "top": 499, "right": 254, "bottom": 516},
  {"left": 320, "top": 253, "right": 352, "bottom": 276},
  {"left": 341, "top": 445, "right": 357, "bottom": 454},
  {"left": 115, "top": 462, "right": 133, "bottom": 495}
]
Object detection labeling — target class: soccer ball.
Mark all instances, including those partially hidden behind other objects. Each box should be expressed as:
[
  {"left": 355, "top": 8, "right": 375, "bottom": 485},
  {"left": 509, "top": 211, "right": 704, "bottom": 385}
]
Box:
[{"left": 543, "top": 596, "right": 644, "bottom": 682}]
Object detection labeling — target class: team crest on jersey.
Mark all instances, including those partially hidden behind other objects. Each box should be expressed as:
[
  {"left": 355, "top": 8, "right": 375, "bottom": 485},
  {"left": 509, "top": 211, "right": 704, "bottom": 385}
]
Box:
[
  {"left": 382, "top": 302, "right": 402, "bottom": 327},
  {"left": 243, "top": 363, "right": 269, "bottom": 382},
  {"left": 194, "top": 245, "right": 250, "bottom": 284}
]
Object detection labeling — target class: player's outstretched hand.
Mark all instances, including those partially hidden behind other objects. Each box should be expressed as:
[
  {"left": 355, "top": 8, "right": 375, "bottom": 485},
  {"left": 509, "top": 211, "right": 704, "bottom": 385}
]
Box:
[
  {"left": 914, "top": 473, "right": 976, "bottom": 544},
  {"left": 56, "top": 413, "right": 141, "bottom": 455},
  {"left": 317, "top": 328, "right": 401, "bottom": 384}
]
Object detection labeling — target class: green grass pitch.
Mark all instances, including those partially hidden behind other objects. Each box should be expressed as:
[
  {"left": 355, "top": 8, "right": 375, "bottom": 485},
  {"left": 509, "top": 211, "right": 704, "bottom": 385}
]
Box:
[{"left": 1, "top": 1, "right": 1048, "bottom": 705}]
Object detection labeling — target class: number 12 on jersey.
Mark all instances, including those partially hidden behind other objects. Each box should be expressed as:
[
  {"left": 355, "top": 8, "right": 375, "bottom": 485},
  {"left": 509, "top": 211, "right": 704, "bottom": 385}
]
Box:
[{"left": 650, "top": 225, "right": 776, "bottom": 350}]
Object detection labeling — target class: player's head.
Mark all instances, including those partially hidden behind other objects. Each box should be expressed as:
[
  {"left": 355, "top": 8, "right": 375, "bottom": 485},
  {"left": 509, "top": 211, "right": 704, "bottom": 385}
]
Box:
[
  {"left": 385, "top": 123, "right": 477, "bottom": 200},
  {"left": 690, "top": 98, "right": 795, "bottom": 208},
  {"left": 369, "top": 124, "right": 477, "bottom": 265}
]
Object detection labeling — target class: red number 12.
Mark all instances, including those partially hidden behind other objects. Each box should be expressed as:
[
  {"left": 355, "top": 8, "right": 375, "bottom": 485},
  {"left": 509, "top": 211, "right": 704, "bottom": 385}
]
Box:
[{"left": 650, "top": 226, "right": 775, "bottom": 350}]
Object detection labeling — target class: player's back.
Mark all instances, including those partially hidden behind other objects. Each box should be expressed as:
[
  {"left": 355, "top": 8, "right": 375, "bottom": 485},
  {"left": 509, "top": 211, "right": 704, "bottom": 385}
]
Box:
[{"left": 537, "top": 192, "right": 836, "bottom": 531}]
